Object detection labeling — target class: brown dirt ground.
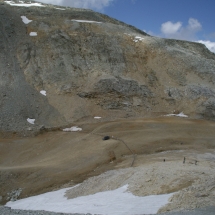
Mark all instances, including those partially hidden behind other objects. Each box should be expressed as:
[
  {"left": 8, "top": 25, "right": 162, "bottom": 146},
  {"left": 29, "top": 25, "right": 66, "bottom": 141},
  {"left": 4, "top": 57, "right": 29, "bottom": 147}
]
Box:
[{"left": 1, "top": 116, "right": 215, "bottom": 207}]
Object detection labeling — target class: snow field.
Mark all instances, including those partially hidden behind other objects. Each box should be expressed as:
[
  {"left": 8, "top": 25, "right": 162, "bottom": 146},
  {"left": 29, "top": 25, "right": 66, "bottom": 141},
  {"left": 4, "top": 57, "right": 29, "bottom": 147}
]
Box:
[
  {"left": 63, "top": 126, "right": 82, "bottom": 132},
  {"left": 71, "top": 19, "right": 102, "bottom": 23},
  {"left": 5, "top": 1, "right": 45, "bottom": 7},
  {"left": 165, "top": 112, "right": 188, "bottom": 118},
  {"left": 27, "top": 118, "right": 35, "bottom": 124},
  {"left": 133, "top": 36, "right": 144, "bottom": 42},
  {"left": 55, "top": 7, "right": 66, "bottom": 10},
  {"left": 94, "top": 116, "right": 102, "bottom": 119},
  {"left": 21, "top": 16, "right": 32, "bottom": 24},
  {"left": 6, "top": 185, "right": 174, "bottom": 215},
  {"left": 40, "top": 90, "right": 46, "bottom": 96},
  {"left": 29, "top": 32, "right": 37, "bottom": 36}
]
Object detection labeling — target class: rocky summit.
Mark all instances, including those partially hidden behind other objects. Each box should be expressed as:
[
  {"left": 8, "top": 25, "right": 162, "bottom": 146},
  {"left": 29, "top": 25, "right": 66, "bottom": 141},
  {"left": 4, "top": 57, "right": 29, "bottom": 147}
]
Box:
[{"left": 0, "top": 0, "right": 215, "bottom": 136}]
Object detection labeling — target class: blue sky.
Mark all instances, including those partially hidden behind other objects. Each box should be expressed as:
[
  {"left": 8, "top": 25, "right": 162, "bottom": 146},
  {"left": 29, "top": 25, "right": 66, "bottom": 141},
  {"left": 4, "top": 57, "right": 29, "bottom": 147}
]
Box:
[{"left": 37, "top": 0, "right": 215, "bottom": 52}]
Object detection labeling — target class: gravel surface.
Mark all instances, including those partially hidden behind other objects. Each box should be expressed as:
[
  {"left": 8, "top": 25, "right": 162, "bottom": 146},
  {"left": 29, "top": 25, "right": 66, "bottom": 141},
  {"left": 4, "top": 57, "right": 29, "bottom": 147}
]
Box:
[
  {"left": 0, "top": 206, "right": 88, "bottom": 215},
  {"left": 159, "top": 206, "right": 215, "bottom": 215},
  {"left": 1, "top": 206, "right": 215, "bottom": 215},
  {"left": 65, "top": 151, "right": 215, "bottom": 212}
]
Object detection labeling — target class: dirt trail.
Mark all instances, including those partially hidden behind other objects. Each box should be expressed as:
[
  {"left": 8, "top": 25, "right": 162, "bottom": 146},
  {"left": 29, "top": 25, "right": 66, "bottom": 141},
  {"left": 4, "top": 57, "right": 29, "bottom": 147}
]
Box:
[{"left": 1, "top": 116, "right": 215, "bottom": 212}]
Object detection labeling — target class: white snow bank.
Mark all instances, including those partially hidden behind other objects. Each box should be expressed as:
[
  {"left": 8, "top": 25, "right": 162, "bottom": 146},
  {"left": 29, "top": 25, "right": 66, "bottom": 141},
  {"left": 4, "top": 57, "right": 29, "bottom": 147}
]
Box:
[
  {"left": 40, "top": 90, "right": 46, "bottom": 96},
  {"left": 6, "top": 185, "right": 174, "bottom": 215},
  {"left": 5, "top": 1, "right": 45, "bottom": 7},
  {"left": 63, "top": 126, "right": 82, "bottom": 132},
  {"left": 29, "top": 32, "right": 37, "bottom": 36},
  {"left": 71, "top": 19, "right": 102, "bottom": 23},
  {"left": 94, "top": 116, "right": 102, "bottom": 119},
  {"left": 21, "top": 16, "right": 32, "bottom": 24},
  {"left": 165, "top": 112, "right": 188, "bottom": 118},
  {"left": 27, "top": 118, "right": 35, "bottom": 124}
]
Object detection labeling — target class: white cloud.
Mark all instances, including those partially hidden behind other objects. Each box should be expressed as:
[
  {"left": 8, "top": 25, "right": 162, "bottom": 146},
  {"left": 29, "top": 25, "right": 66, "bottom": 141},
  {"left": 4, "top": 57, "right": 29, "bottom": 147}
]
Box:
[
  {"left": 188, "top": 18, "right": 201, "bottom": 30},
  {"left": 160, "top": 18, "right": 202, "bottom": 40},
  {"left": 159, "top": 18, "right": 215, "bottom": 53},
  {"left": 37, "top": 0, "right": 113, "bottom": 10},
  {"left": 197, "top": 40, "right": 215, "bottom": 53},
  {"left": 161, "top": 21, "right": 182, "bottom": 35}
]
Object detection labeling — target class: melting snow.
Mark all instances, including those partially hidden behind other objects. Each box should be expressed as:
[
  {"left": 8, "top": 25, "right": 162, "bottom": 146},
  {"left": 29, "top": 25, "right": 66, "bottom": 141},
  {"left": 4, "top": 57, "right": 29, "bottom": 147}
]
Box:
[
  {"left": 94, "top": 116, "right": 102, "bottom": 119},
  {"left": 133, "top": 36, "right": 144, "bottom": 42},
  {"left": 27, "top": 118, "right": 35, "bottom": 124},
  {"left": 21, "top": 16, "right": 32, "bottom": 24},
  {"left": 71, "top": 19, "right": 102, "bottom": 24},
  {"left": 6, "top": 185, "right": 174, "bottom": 215},
  {"left": 63, "top": 126, "right": 82, "bottom": 132},
  {"left": 5, "top": 1, "right": 45, "bottom": 7},
  {"left": 165, "top": 112, "right": 188, "bottom": 118},
  {"left": 40, "top": 90, "right": 46, "bottom": 96},
  {"left": 29, "top": 32, "right": 37, "bottom": 36},
  {"left": 55, "top": 7, "right": 66, "bottom": 10},
  {"left": 135, "top": 36, "right": 144, "bottom": 40}
]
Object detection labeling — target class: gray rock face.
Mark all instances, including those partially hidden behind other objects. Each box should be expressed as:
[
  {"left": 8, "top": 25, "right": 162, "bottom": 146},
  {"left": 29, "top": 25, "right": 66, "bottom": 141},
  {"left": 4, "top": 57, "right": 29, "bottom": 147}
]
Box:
[
  {"left": 200, "top": 98, "right": 215, "bottom": 119},
  {"left": 186, "top": 85, "right": 215, "bottom": 100},
  {"left": 77, "top": 77, "right": 154, "bottom": 110},
  {"left": 6, "top": 188, "right": 22, "bottom": 202},
  {"left": 0, "top": 0, "right": 215, "bottom": 134},
  {"left": 95, "top": 77, "right": 153, "bottom": 97},
  {"left": 0, "top": 3, "right": 65, "bottom": 134}
]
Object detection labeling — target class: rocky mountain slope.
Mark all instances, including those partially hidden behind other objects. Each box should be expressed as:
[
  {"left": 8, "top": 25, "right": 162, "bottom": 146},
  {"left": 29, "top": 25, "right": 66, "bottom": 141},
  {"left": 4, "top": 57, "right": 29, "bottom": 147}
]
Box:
[{"left": 0, "top": 0, "right": 215, "bottom": 135}]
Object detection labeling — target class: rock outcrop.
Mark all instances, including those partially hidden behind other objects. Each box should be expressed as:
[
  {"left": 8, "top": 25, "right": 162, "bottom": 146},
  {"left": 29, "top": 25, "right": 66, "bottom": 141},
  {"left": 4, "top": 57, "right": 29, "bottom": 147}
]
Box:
[{"left": 0, "top": 0, "right": 215, "bottom": 135}]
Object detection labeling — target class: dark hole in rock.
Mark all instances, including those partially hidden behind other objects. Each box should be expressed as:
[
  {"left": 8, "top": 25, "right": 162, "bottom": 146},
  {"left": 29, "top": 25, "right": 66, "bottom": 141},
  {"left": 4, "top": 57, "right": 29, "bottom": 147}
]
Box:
[{"left": 103, "top": 136, "right": 110, "bottom": 140}]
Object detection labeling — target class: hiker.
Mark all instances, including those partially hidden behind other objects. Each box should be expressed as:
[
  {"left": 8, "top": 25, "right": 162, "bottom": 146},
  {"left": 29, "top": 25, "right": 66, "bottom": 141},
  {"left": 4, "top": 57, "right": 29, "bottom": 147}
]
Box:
[{"left": 183, "top": 157, "right": 186, "bottom": 164}]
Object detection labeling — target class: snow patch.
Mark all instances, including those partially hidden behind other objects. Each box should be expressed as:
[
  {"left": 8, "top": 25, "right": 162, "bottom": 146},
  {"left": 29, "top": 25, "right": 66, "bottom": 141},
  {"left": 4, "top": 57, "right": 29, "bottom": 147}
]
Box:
[
  {"left": 71, "top": 19, "right": 102, "bottom": 24},
  {"left": 55, "top": 7, "right": 66, "bottom": 10},
  {"left": 21, "top": 16, "right": 32, "bottom": 24},
  {"left": 27, "top": 118, "right": 35, "bottom": 125},
  {"left": 5, "top": 1, "right": 45, "bottom": 7},
  {"left": 133, "top": 36, "right": 144, "bottom": 42},
  {"left": 40, "top": 90, "right": 46, "bottom": 96},
  {"left": 63, "top": 126, "right": 82, "bottom": 132},
  {"left": 165, "top": 112, "right": 188, "bottom": 118},
  {"left": 6, "top": 185, "right": 174, "bottom": 215},
  {"left": 94, "top": 116, "right": 102, "bottom": 119},
  {"left": 29, "top": 32, "right": 37, "bottom": 36}
]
